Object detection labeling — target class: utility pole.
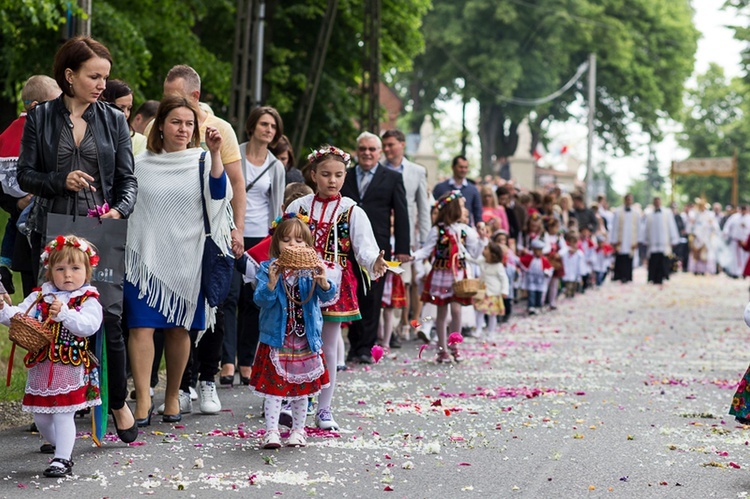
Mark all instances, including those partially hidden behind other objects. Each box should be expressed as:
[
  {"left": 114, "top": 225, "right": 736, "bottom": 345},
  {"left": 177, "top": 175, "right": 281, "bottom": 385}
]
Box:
[
  {"left": 361, "top": 0, "right": 381, "bottom": 134},
  {"left": 461, "top": 84, "right": 468, "bottom": 157},
  {"left": 291, "top": 0, "right": 338, "bottom": 159},
  {"left": 65, "top": 0, "right": 91, "bottom": 38},
  {"left": 585, "top": 52, "right": 596, "bottom": 205},
  {"left": 229, "top": 0, "right": 266, "bottom": 138}
]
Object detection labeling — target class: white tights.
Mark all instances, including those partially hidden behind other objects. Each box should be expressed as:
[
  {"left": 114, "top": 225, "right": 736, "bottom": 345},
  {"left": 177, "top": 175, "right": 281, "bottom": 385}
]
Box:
[
  {"left": 265, "top": 396, "right": 307, "bottom": 432},
  {"left": 34, "top": 412, "right": 76, "bottom": 463},
  {"left": 318, "top": 322, "right": 341, "bottom": 410},
  {"left": 435, "top": 302, "right": 462, "bottom": 350},
  {"left": 474, "top": 310, "right": 498, "bottom": 338}
]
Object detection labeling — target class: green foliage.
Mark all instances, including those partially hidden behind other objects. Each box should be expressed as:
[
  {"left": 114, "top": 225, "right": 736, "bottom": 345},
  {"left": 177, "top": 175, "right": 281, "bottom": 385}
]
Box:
[
  {"left": 402, "top": 0, "right": 699, "bottom": 175},
  {"left": 676, "top": 63, "right": 748, "bottom": 205},
  {"left": 266, "top": 0, "right": 430, "bottom": 153},
  {"left": 0, "top": 0, "right": 77, "bottom": 113}
]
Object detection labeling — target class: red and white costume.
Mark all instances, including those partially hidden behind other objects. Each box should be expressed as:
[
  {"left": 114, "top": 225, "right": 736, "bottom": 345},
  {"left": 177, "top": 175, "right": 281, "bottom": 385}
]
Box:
[
  {"left": 519, "top": 254, "right": 553, "bottom": 292},
  {"left": 286, "top": 193, "right": 382, "bottom": 322},
  {"left": 0, "top": 282, "right": 102, "bottom": 414}
]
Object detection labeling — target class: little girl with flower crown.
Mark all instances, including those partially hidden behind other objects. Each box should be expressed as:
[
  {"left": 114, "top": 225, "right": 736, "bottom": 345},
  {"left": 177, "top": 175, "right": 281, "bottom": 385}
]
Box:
[
  {"left": 0, "top": 235, "right": 103, "bottom": 478},
  {"left": 413, "top": 191, "right": 486, "bottom": 363},
  {"left": 285, "top": 145, "right": 387, "bottom": 431}
]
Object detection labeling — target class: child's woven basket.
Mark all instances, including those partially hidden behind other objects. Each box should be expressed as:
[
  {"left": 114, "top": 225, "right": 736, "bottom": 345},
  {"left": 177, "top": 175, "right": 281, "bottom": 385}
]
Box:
[
  {"left": 277, "top": 246, "right": 320, "bottom": 305},
  {"left": 8, "top": 294, "right": 53, "bottom": 353},
  {"left": 451, "top": 253, "right": 480, "bottom": 298},
  {"left": 276, "top": 246, "right": 321, "bottom": 271}
]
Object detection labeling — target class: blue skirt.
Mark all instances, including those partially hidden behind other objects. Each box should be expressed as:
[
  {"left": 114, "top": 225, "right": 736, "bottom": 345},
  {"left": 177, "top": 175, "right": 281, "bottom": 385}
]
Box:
[{"left": 124, "top": 280, "right": 206, "bottom": 330}]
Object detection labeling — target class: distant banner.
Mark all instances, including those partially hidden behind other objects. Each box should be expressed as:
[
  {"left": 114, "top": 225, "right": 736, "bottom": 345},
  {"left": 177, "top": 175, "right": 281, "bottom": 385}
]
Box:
[{"left": 672, "top": 157, "right": 735, "bottom": 177}]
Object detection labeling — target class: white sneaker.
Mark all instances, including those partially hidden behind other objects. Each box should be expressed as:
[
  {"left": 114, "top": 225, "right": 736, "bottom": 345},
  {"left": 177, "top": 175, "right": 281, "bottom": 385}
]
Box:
[
  {"left": 156, "top": 390, "right": 193, "bottom": 415},
  {"left": 199, "top": 381, "right": 221, "bottom": 414},
  {"left": 189, "top": 386, "right": 198, "bottom": 401},
  {"left": 262, "top": 430, "right": 281, "bottom": 449},
  {"left": 315, "top": 407, "right": 339, "bottom": 430},
  {"left": 287, "top": 429, "right": 307, "bottom": 447}
]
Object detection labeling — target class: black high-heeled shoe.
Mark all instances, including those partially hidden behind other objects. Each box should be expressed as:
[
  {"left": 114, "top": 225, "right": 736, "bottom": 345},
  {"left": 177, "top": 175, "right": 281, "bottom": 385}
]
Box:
[
  {"left": 162, "top": 413, "right": 182, "bottom": 423},
  {"left": 43, "top": 458, "right": 73, "bottom": 478},
  {"left": 111, "top": 403, "right": 139, "bottom": 443},
  {"left": 135, "top": 401, "right": 154, "bottom": 428},
  {"left": 219, "top": 375, "right": 234, "bottom": 386},
  {"left": 239, "top": 375, "right": 251, "bottom": 386}
]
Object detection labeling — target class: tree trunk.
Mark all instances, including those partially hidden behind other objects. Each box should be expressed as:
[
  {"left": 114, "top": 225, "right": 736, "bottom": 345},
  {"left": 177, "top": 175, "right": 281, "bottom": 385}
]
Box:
[
  {"left": 479, "top": 102, "right": 521, "bottom": 177},
  {"left": 478, "top": 102, "right": 498, "bottom": 177}
]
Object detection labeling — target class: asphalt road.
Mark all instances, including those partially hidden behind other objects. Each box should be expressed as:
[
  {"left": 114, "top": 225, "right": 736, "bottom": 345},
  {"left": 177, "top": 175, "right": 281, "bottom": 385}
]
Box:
[{"left": 1, "top": 269, "right": 750, "bottom": 498}]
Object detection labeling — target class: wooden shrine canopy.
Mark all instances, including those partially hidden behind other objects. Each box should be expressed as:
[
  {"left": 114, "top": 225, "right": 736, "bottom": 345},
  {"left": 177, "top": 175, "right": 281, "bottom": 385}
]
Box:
[{"left": 671, "top": 154, "right": 738, "bottom": 207}]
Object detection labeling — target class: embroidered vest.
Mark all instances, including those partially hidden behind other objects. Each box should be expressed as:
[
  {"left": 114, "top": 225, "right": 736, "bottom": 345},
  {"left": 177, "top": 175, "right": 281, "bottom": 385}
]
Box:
[
  {"left": 303, "top": 205, "right": 353, "bottom": 268},
  {"left": 24, "top": 292, "right": 97, "bottom": 369},
  {"left": 432, "top": 224, "right": 466, "bottom": 271}
]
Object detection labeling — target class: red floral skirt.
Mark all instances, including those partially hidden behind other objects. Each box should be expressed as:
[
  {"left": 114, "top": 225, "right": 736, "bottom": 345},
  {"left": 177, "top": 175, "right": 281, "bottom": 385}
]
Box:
[{"left": 382, "top": 272, "right": 406, "bottom": 308}]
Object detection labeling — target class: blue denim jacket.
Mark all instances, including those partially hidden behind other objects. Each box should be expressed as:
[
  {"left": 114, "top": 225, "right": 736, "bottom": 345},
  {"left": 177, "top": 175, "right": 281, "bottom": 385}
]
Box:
[{"left": 254, "top": 259, "right": 337, "bottom": 353}]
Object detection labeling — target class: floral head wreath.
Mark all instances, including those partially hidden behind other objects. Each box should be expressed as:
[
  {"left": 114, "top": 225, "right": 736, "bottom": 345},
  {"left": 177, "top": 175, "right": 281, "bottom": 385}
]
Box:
[
  {"left": 307, "top": 145, "right": 351, "bottom": 168},
  {"left": 436, "top": 190, "right": 463, "bottom": 211},
  {"left": 269, "top": 212, "right": 310, "bottom": 235},
  {"left": 41, "top": 235, "right": 99, "bottom": 268}
]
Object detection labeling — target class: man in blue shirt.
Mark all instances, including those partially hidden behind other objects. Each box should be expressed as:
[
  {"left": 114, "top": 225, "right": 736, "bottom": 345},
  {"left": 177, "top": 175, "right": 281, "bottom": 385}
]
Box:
[{"left": 433, "top": 155, "right": 483, "bottom": 227}]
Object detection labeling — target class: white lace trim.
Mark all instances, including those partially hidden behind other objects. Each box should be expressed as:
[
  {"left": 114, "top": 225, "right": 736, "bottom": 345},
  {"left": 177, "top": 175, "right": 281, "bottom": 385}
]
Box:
[
  {"left": 269, "top": 348, "right": 325, "bottom": 384},
  {"left": 23, "top": 399, "right": 101, "bottom": 414}
]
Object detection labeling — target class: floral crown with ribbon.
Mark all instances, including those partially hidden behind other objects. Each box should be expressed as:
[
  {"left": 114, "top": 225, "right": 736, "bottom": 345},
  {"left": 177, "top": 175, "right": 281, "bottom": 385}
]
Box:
[
  {"left": 436, "top": 190, "right": 463, "bottom": 211},
  {"left": 269, "top": 212, "right": 311, "bottom": 235},
  {"left": 307, "top": 145, "right": 351, "bottom": 168},
  {"left": 41, "top": 235, "right": 99, "bottom": 268}
]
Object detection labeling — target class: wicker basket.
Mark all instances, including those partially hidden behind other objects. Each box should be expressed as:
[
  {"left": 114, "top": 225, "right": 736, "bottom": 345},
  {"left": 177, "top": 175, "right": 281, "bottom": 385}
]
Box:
[
  {"left": 8, "top": 295, "right": 53, "bottom": 353},
  {"left": 277, "top": 246, "right": 320, "bottom": 270},
  {"left": 451, "top": 253, "right": 480, "bottom": 298},
  {"left": 277, "top": 246, "right": 320, "bottom": 305}
]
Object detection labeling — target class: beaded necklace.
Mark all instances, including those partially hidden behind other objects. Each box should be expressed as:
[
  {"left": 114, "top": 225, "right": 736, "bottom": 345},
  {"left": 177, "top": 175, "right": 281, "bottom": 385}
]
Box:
[{"left": 309, "top": 194, "right": 342, "bottom": 252}]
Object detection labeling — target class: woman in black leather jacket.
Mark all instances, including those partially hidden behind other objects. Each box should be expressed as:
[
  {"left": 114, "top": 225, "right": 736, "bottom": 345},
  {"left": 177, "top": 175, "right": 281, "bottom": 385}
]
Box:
[{"left": 17, "top": 36, "right": 138, "bottom": 443}]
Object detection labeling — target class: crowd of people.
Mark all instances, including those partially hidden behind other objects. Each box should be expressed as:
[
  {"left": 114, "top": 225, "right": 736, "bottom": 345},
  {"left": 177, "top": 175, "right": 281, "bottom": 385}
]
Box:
[{"left": 0, "top": 35, "right": 745, "bottom": 475}]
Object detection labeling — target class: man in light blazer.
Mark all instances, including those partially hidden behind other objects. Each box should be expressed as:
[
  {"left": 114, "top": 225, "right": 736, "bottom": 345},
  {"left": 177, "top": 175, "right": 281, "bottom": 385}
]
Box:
[
  {"left": 382, "top": 129, "right": 431, "bottom": 345},
  {"left": 341, "top": 132, "right": 410, "bottom": 364}
]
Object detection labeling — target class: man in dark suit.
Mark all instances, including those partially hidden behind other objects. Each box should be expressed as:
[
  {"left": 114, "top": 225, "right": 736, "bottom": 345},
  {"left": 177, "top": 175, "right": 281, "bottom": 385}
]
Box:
[{"left": 341, "top": 132, "right": 410, "bottom": 364}]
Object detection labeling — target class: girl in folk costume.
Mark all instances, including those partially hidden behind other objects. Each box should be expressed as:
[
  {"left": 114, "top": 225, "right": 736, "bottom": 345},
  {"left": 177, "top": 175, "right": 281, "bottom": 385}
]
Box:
[
  {"left": 728, "top": 301, "right": 750, "bottom": 424},
  {"left": 469, "top": 242, "right": 509, "bottom": 338},
  {"left": 593, "top": 234, "right": 615, "bottom": 286},
  {"left": 545, "top": 218, "right": 566, "bottom": 310},
  {"left": 517, "top": 212, "right": 550, "bottom": 255},
  {"left": 285, "top": 145, "right": 387, "bottom": 431},
  {"left": 251, "top": 216, "right": 337, "bottom": 448},
  {"left": 379, "top": 230, "right": 407, "bottom": 351},
  {"left": 493, "top": 230, "right": 518, "bottom": 322},
  {"left": 413, "top": 191, "right": 486, "bottom": 363},
  {"left": 560, "top": 231, "right": 585, "bottom": 298},
  {"left": 578, "top": 226, "right": 597, "bottom": 292},
  {"left": 519, "top": 239, "right": 553, "bottom": 314},
  {"left": 0, "top": 235, "right": 103, "bottom": 477}
]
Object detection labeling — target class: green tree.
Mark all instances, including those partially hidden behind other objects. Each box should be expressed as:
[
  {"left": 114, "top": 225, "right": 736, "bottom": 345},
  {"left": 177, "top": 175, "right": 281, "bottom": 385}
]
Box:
[
  {"left": 264, "top": 0, "right": 430, "bottom": 155},
  {"left": 676, "top": 63, "right": 749, "bottom": 205},
  {"left": 401, "top": 0, "right": 699, "bottom": 176},
  {"left": 0, "top": 0, "right": 430, "bottom": 156}
]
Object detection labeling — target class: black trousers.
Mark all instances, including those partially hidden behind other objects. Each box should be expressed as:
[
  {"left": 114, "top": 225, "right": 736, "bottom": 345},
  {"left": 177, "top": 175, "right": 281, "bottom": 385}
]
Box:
[
  {"left": 234, "top": 237, "right": 263, "bottom": 366},
  {"left": 647, "top": 252, "right": 667, "bottom": 284},
  {"left": 348, "top": 275, "right": 386, "bottom": 358},
  {"left": 181, "top": 309, "right": 225, "bottom": 392},
  {"left": 613, "top": 254, "right": 633, "bottom": 282}
]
